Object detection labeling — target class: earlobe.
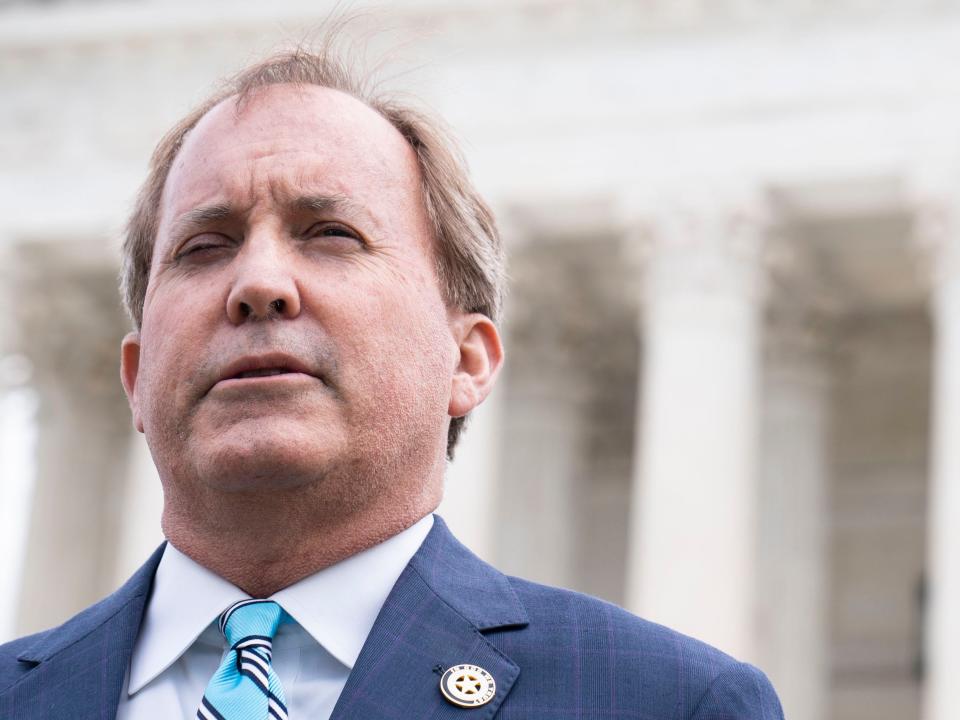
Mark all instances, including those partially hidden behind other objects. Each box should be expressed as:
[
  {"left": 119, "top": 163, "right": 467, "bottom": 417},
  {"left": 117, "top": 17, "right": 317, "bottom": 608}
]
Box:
[
  {"left": 448, "top": 314, "right": 504, "bottom": 418},
  {"left": 120, "top": 331, "right": 145, "bottom": 433}
]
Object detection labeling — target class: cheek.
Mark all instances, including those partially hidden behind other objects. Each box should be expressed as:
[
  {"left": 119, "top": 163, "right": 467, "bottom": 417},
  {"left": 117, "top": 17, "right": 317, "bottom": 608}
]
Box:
[
  {"left": 142, "top": 272, "right": 225, "bottom": 351},
  {"left": 135, "top": 336, "right": 186, "bottom": 421},
  {"left": 137, "top": 292, "right": 215, "bottom": 411},
  {"left": 337, "top": 284, "right": 454, "bottom": 400},
  {"left": 139, "top": 315, "right": 192, "bottom": 386}
]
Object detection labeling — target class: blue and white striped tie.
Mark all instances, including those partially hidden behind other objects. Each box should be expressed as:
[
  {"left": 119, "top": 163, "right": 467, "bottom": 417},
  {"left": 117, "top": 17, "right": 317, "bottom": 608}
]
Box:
[{"left": 197, "top": 599, "right": 291, "bottom": 720}]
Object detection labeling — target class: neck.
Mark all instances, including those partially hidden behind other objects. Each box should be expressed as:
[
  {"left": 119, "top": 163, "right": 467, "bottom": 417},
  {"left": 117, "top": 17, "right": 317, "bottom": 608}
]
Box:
[{"left": 162, "top": 480, "right": 441, "bottom": 597}]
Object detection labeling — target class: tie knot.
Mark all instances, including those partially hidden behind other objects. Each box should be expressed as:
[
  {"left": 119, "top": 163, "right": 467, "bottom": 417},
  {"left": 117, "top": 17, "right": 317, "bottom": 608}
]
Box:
[{"left": 218, "top": 600, "right": 287, "bottom": 648}]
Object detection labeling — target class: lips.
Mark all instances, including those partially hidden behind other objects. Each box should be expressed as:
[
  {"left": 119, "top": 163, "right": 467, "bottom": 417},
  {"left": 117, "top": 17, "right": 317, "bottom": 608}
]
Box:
[{"left": 212, "top": 353, "right": 319, "bottom": 391}]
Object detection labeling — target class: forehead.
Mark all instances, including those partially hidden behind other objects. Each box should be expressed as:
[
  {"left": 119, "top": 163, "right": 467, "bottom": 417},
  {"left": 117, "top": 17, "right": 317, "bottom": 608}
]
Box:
[{"left": 159, "top": 84, "right": 422, "bottom": 226}]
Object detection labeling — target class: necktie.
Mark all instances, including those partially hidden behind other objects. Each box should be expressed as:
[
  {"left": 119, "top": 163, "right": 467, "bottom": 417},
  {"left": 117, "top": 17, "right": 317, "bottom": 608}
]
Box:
[{"left": 197, "top": 599, "right": 291, "bottom": 720}]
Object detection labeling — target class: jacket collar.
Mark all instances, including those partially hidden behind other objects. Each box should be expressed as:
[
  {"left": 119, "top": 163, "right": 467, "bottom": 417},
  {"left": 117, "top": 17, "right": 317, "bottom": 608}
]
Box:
[
  {"left": 330, "top": 515, "right": 529, "bottom": 719},
  {"left": 409, "top": 515, "right": 528, "bottom": 631}
]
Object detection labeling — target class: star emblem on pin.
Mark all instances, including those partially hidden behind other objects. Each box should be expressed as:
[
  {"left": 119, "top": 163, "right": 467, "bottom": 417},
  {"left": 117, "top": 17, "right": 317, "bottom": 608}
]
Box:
[{"left": 439, "top": 664, "right": 496, "bottom": 708}]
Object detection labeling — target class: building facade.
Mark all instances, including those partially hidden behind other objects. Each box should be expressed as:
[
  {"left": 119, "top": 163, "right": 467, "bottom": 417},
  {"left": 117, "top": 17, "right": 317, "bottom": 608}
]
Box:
[{"left": 2, "top": 2, "right": 959, "bottom": 719}]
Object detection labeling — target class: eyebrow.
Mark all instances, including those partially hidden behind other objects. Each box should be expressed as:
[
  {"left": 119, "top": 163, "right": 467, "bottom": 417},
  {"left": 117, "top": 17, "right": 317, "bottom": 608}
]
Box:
[
  {"left": 169, "top": 203, "right": 233, "bottom": 241},
  {"left": 167, "top": 193, "right": 371, "bottom": 244},
  {"left": 281, "top": 192, "right": 378, "bottom": 234},
  {"left": 288, "top": 193, "right": 366, "bottom": 219}
]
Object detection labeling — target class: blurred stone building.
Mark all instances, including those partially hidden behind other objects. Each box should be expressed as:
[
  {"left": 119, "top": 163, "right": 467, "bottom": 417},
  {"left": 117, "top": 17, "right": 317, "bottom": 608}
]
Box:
[{"left": 2, "top": 2, "right": 959, "bottom": 719}]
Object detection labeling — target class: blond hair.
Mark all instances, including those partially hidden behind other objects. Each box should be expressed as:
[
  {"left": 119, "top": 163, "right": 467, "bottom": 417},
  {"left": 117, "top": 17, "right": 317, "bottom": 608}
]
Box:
[{"left": 121, "top": 47, "right": 505, "bottom": 457}]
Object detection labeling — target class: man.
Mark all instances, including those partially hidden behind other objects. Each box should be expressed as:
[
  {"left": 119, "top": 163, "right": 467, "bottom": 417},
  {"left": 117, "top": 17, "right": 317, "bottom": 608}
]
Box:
[{"left": 0, "top": 47, "right": 784, "bottom": 719}]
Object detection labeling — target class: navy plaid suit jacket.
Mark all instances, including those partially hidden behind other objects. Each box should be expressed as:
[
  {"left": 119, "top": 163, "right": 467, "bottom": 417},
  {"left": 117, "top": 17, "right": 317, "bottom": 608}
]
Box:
[{"left": 0, "top": 516, "right": 783, "bottom": 719}]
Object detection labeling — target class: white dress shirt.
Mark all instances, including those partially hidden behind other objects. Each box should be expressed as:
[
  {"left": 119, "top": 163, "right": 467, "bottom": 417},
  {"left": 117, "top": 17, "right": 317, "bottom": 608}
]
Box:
[{"left": 115, "top": 515, "right": 433, "bottom": 720}]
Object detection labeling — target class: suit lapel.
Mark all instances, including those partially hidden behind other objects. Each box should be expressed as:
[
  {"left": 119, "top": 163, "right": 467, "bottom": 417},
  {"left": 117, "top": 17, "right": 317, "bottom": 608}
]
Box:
[
  {"left": 1, "top": 545, "right": 162, "bottom": 720},
  {"left": 331, "top": 517, "right": 528, "bottom": 720}
]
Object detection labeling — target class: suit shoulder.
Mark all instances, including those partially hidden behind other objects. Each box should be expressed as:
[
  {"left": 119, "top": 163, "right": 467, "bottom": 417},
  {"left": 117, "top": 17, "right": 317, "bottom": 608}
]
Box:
[
  {"left": 689, "top": 660, "right": 784, "bottom": 719},
  {"left": 500, "top": 576, "right": 783, "bottom": 719},
  {"left": 505, "top": 574, "right": 740, "bottom": 667}
]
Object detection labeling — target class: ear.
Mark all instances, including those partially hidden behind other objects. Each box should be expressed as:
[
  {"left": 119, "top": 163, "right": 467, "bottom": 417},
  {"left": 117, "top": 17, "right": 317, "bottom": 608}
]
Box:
[
  {"left": 448, "top": 313, "right": 504, "bottom": 418},
  {"left": 120, "top": 331, "right": 145, "bottom": 433}
]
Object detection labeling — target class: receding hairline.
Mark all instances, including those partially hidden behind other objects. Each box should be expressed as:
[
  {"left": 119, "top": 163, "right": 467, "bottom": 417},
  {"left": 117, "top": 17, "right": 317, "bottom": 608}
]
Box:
[
  {"left": 174, "top": 82, "right": 420, "bottom": 174},
  {"left": 155, "top": 82, "right": 428, "bottom": 245}
]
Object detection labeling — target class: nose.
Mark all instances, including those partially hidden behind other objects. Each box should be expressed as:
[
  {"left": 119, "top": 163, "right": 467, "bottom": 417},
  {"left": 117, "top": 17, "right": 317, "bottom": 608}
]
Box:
[{"left": 225, "top": 237, "right": 302, "bottom": 324}]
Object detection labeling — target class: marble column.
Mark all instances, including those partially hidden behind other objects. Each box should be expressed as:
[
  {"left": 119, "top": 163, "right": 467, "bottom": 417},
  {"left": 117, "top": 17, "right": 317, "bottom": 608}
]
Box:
[
  {"left": 12, "top": 245, "right": 134, "bottom": 635},
  {"left": 438, "top": 384, "right": 504, "bottom": 564},
  {"left": 758, "top": 306, "right": 832, "bottom": 720},
  {"left": 0, "top": 242, "right": 40, "bottom": 642},
  {"left": 497, "top": 352, "right": 585, "bottom": 590},
  {"left": 494, "top": 219, "right": 591, "bottom": 592},
  {"left": 110, "top": 428, "right": 164, "bottom": 590},
  {"left": 914, "top": 189, "right": 960, "bottom": 720},
  {"left": 624, "top": 186, "right": 769, "bottom": 660}
]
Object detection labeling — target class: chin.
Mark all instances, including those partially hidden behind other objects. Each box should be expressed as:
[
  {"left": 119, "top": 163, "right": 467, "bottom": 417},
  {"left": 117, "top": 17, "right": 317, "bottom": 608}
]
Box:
[{"left": 189, "top": 423, "right": 344, "bottom": 493}]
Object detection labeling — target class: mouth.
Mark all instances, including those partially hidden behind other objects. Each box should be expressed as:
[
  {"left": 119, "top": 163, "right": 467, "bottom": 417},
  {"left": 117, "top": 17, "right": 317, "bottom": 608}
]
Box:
[
  {"left": 233, "top": 368, "right": 298, "bottom": 379},
  {"left": 210, "top": 353, "right": 323, "bottom": 394}
]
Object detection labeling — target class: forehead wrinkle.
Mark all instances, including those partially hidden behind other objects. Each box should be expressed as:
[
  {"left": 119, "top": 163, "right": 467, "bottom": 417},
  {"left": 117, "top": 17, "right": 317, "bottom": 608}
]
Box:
[
  {"left": 267, "top": 178, "right": 383, "bottom": 230},
  {"left": 274, "top": 186, "right": 362, "bottom": 217}
]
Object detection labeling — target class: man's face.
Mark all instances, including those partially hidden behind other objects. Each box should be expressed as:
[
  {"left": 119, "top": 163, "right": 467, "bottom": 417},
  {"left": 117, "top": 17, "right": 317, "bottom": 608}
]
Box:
[{"left": 122, "top": 84, "right": 460, "bottom": 501}]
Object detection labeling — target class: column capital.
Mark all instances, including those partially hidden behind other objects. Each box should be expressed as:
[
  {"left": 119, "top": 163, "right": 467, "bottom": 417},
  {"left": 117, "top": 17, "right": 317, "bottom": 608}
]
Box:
[
  {"left": 909, "top": 164, "right": 960, "bottom": 290},
  {"left": 618, "top": 180, "right": 773, "bottom": 304},
  {"left": 764, "top": 304, "right": 835, "bottom": 388},
  {"left": 11, "top": 243, "right": 128, "bottom": 406},
  {"left": 763, "top": 224, "right": 843, "bottom": 383}
]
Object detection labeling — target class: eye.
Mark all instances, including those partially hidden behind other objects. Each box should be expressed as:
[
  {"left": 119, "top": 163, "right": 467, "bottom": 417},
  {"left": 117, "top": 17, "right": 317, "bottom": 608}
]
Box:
[
  {"left": 175, "top": 233, "right": 233, "bottom": 259},
  {"left": 305, "top": 222, "right": 363, "bottom": 245}
]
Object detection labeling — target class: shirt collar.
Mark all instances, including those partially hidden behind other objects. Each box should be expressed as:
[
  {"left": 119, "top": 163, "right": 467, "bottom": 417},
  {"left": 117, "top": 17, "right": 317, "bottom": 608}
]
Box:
[{"left": 128, "top": 514, "right": 434, "bottom": 696}]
